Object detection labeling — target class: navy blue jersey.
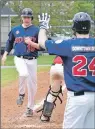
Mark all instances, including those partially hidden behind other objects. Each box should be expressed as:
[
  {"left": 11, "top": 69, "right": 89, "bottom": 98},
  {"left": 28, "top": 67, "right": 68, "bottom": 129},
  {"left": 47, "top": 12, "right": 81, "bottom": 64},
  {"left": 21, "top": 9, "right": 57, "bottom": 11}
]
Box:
[
  {"left": 5, "top": 25, "right": 39, "bottom": 57},
  {"left": 45, "top": 38, "right": 95, "bottom": 92}
]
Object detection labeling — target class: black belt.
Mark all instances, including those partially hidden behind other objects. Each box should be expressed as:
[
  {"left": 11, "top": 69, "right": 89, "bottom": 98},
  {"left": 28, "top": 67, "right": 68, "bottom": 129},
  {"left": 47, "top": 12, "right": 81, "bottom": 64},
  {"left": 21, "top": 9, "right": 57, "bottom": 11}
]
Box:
[
  {"left": 74, "top": 91, "right": 84, "bottom": 96},
  {"left": 17, "top": 56, "right": 37, "bottom": 60},
  {"left": 68, "top": 89, "right": 84, "bottom": 96}
]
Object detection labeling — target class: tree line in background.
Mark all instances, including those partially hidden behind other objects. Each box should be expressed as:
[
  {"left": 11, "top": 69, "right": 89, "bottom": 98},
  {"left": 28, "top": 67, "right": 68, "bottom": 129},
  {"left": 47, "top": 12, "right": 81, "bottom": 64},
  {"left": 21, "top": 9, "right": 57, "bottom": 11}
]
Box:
[{"left": 2, "top": 0, "right": 95, "bottom": 36}]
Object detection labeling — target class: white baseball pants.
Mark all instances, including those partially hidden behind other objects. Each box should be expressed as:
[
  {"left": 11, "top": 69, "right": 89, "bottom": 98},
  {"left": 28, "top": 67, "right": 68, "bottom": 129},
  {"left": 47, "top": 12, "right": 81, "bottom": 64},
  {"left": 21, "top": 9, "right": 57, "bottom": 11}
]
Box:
[
  {"left": 63, "top": 91, "right": 95, "bottom": 129},
  {"left": 14, "top": 56, "right": 37, "bottom": 110}
]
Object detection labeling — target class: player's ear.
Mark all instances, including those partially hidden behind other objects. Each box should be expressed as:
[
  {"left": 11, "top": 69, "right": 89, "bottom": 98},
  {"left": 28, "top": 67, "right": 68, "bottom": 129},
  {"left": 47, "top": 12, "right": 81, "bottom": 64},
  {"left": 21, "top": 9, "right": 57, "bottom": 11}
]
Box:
[
  {"left": 72, "top": 30, "right": 76, "bottom": 36},
  {"left": 21, "top": 17, "right": 23, "bottom": 23},
  {"left": 31, "top": 16, "right": 33, "bottom": 20}
]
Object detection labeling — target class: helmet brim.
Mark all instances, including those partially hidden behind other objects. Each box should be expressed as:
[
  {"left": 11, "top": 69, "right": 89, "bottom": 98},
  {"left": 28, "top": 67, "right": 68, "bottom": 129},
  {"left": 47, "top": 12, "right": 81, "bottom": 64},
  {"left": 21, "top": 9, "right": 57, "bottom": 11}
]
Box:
[{"left": 21, "top": 15, "right": 32, "bottom": 18}]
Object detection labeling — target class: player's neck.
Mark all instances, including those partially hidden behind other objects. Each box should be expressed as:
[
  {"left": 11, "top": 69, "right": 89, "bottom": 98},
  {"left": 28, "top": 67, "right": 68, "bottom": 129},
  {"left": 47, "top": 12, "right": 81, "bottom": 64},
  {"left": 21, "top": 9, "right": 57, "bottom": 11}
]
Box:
[
  {"left": 76, "top": 33, "right": 89, "bottom": 38},
  {"left": 22, "top": 23, "right": 32, "bottom": 28}
]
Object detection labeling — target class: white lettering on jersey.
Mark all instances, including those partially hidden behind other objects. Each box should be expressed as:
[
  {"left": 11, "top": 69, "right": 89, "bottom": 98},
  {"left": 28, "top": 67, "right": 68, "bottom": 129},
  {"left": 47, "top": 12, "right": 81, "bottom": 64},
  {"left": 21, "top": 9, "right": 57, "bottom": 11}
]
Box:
[{"left": 72, "top": 46, "right": 95, "bottom": 52}]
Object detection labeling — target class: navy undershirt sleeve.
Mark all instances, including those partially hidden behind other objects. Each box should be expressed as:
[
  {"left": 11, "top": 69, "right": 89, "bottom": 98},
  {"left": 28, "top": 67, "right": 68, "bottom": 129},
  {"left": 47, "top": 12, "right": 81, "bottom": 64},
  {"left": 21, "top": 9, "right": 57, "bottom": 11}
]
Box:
[{"left": 5, "top": 30, "right": 15, "bottom": 53}]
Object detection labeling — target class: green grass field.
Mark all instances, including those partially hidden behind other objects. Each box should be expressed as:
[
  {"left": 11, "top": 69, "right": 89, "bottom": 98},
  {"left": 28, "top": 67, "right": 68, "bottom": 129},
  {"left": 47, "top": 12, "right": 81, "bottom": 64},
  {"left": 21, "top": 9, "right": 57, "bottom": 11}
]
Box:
[
  {"left": 1, "top": 68, "right": 18, "bottom": 86},
  {"left": 4, "top": 55, "right": 55, "bottom": 66},
  {"left": 1, "top": 66, "right": 50, "bottom": 87},
  {"left": 1, "top": 55, "right": 53, "bottom": 87}
]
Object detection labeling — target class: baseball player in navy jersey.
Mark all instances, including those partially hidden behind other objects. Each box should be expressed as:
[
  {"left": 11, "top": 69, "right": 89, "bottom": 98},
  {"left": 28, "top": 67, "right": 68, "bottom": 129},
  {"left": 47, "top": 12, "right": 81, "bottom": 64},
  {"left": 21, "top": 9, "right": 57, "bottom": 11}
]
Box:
[
  {"left": 2, "top": 8, "right": 40, "bottom": 117},
  {"left": 31, "top": 12, "right": 95, "bottom": 128}
]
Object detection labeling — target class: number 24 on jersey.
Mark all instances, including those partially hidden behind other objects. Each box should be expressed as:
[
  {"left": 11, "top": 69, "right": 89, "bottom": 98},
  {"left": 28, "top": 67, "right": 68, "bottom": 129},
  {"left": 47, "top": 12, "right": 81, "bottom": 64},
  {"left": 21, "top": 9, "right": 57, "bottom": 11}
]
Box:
[{"left": 72, "top": 55, "right": 95, "bottom": 76}]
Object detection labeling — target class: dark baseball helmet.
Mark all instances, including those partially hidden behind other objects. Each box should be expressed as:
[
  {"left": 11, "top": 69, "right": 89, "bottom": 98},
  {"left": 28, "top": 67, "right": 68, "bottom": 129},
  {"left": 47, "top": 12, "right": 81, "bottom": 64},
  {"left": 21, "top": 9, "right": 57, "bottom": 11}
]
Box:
[
  {"left": 21, "top": 8, "right": 33, "bottom": 19},
  {"left": 72, "top": 12, "right": 91, "bottom": 34}
]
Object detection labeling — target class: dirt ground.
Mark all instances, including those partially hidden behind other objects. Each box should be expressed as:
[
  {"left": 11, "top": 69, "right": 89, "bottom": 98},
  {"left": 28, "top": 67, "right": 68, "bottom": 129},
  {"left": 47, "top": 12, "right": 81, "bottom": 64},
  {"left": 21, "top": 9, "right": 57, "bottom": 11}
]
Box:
[{"left": 1, "top": 72, "right": 67, "bottom": 129}]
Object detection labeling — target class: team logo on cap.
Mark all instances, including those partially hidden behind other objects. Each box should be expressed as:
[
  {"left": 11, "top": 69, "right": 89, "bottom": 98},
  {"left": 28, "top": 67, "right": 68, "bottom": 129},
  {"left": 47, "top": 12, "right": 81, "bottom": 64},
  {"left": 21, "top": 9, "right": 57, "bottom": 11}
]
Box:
[
  {"left": 16, "top": 30, "right": 19, "bottom": 35},
  {"left": 25, "top": 9, "right": 28, "bottom": 15}
]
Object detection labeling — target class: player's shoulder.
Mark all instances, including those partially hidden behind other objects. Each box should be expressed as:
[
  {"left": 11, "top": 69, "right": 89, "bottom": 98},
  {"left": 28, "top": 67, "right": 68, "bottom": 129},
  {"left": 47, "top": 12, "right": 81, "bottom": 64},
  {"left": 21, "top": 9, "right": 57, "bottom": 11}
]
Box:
[
  {"left": 53, "top": 37, "right": 69, "bottom": 43},
  {"left": 31, "top": 25, "right": 39, "bottom": 29},
  {"left": 12, "top": 25, "right": 21, "bottom": 30},
  {"left": 8, "top": 25, "right": 21, "bottom": 36},
  {"left": 67, "top": 37, "right": 95, "bottom": 44},
  {"left": 11, "top": 25, "right": 22, "bottom": 32},
  {"left": 56, "top": 38, "right": 73, "bottom": 44},
  {"left": 46, "top": 38, "right": 71, "bottom": 45},
  {"left": 30, "top": 25, "right": 39, "bottom": 32}
]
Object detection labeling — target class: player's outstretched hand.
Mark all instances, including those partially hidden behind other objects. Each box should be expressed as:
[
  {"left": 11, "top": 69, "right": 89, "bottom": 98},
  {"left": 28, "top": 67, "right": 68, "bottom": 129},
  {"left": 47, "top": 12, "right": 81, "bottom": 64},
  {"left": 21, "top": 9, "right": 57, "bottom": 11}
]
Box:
[{"left": 38, "top": 13, "right": 50, "bottom": 30}]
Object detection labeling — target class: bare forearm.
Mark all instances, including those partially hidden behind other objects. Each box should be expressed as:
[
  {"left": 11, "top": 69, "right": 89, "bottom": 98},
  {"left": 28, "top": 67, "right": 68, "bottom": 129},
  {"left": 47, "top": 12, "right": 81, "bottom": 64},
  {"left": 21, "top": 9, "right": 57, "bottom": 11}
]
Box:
[
  {"left": 38, "top": 29, "right": 47, "bottom": 49},
  {"left": 2, "top": 51, "right": 8, "bottom": 65},
  {"left": 3, "top": 51, "right": 8, "bottom": 57}
]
